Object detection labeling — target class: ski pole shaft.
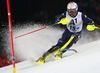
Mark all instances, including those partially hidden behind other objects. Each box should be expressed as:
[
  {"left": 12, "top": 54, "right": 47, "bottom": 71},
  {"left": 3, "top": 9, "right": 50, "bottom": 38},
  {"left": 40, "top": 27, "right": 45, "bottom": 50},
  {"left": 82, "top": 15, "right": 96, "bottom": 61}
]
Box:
[
  {"left": 15, "top": 23, "right": 56, "bottom": 38},
  {"left": 94, "top": 26, "right": 100, "bottom": 29},
  {"left": 16, "top": 26, "right": 47, "bottom": 38},
  {"left": 15, "top": 18, "right": 69, "bottom": 38},
  {"left": 96, "top": 28, "right": 100, "bottom": 29}
]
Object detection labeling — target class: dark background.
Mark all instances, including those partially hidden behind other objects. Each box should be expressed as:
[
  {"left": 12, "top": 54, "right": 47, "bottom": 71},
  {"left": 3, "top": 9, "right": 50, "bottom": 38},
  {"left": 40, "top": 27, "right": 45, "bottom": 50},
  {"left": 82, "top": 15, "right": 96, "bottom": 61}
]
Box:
[
  {"left": 0, "top": 0, "right": 100, "bottom": 24},
  {"left": 0, "top": 0, "right": 100, "bottom": 57}
]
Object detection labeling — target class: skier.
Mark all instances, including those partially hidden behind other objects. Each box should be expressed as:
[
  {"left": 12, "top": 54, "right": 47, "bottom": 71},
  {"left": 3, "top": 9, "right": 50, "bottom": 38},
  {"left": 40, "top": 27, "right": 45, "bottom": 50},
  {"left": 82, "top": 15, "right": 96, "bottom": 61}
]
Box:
[{"left": 37, "top": 2, "right": 96, "bottom": 64}]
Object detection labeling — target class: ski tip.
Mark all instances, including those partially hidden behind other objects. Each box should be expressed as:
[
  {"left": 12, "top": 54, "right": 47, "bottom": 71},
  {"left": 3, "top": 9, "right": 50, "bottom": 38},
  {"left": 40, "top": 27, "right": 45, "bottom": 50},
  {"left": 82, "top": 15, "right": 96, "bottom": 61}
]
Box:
[
  {"left": 36, "top": 60, "right": 45, "bottom": 65},
  {"left": 37, "top": 61, "right": 44, "bottom": 65}
]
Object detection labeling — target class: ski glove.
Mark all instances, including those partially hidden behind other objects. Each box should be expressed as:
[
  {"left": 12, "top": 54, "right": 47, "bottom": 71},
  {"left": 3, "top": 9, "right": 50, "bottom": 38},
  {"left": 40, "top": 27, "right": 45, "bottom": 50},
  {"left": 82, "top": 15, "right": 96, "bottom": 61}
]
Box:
[
  {"left": 55, "top": 18, "right": 70, "bottom": 25},
  {"left": 87, "top": 21, "right": 98, "bottom": 31}
]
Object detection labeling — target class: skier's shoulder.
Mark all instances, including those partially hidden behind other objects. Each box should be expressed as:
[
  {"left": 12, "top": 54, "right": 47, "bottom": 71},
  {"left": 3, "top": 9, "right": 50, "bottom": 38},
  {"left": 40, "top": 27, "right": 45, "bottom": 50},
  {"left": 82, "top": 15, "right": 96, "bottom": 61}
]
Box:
[
  {"left": 61, "top": 11, "right": 67, "bottom": 16},
  {"left": 77, "top": 11, "right": 83, "bottom": 16},
  {"left": 78, "top": 11, "right": 87, "bottom": 17}
]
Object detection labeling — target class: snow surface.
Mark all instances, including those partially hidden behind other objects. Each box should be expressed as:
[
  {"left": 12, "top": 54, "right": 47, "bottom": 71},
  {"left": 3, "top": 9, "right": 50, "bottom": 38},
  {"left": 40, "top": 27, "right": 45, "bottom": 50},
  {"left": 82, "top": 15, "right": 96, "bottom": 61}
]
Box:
[{"left": 0, "top": 24, "right": 100, "bottom": 73}]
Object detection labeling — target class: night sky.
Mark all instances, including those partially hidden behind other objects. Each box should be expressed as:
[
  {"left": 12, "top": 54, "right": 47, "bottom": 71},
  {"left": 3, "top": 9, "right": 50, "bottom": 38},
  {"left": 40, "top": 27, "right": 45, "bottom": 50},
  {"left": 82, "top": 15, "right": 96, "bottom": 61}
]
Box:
[
  {"left": 0, "top": 0, "right": 69, "bottom": 23},
  {"left": 0, "top": 0, "right": 100, "bottom": 28},
  {"left": 0, "top": 0, "right": 100, "bottom": 25}
]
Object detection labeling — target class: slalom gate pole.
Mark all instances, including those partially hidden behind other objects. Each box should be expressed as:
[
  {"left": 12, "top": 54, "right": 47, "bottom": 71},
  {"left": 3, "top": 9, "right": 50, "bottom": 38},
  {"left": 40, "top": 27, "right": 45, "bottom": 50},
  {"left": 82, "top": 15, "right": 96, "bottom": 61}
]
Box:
[
  {"left": 6, "top": 0, "right": 16, "bottom": 73},
  {"left": 15, "top": 23, "right": 56, "bottom": 38}
]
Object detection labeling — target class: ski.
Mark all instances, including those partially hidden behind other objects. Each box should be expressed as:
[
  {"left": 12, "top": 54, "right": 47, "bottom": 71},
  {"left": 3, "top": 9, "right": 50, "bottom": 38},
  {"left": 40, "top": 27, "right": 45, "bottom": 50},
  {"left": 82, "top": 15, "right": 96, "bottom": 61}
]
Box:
[{"left": 36, "top": 48, "right": 77, "bottom": 65}]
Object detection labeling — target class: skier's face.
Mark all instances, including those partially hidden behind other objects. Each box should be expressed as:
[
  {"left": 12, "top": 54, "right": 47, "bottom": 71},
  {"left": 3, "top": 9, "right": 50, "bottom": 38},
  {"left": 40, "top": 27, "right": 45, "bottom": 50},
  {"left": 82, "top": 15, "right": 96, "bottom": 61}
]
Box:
[
  {"left": 69, "top": 12, "right": 76, "bottom": 17},
  {"left": 68, "top": 9, "right": 77, "bottom": 17}
]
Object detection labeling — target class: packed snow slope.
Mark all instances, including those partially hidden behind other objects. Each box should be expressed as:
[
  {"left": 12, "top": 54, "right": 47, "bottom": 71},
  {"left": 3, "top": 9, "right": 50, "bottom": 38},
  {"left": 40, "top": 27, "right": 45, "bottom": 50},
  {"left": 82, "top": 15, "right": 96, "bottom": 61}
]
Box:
[
  {"left": 0, "top": 40, "right": 100, "bottom": 73},
  {"left": 0, "top": 24, "right": 100, "bottom": 73}
]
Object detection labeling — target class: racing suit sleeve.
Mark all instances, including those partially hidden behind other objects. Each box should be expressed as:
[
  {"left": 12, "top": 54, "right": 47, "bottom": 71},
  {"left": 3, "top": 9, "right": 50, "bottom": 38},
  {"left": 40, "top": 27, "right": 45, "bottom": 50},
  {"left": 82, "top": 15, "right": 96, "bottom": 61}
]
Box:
[
  {"left": 82, "top": 13, "right": 94, "bottom": 24},
  {"left": 55, "top": 12, "right": 66, "bottom": 23}
]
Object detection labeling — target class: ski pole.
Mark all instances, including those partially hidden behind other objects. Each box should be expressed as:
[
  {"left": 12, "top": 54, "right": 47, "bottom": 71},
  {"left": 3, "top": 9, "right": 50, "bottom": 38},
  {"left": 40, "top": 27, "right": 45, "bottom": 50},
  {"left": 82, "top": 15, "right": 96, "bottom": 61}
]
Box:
[
  {"left": 95, "top": 27, "right": 100, "bottom": 29},
  {"left": 15, "top": 23, "right": 57, "bottom": 38},
  {"left": 15, "top": 17, "right": 69, "bottom": 38},
  {"left": 87, "top": 25, "right": 100, "bottom": 31}
]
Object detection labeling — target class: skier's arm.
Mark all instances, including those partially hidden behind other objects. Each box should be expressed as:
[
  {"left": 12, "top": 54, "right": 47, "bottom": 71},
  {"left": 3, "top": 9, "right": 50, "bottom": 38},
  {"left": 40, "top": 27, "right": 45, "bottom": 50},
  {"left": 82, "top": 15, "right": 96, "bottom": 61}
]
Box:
[
  {"left": 82, "top": 13, "right": 98, "bottom": 31},
  {"left": 82, "top": 13, "right": 94, "bottom": 25},
  {"left": 55, "top": 12, "right": 66, "bottom": 23}
]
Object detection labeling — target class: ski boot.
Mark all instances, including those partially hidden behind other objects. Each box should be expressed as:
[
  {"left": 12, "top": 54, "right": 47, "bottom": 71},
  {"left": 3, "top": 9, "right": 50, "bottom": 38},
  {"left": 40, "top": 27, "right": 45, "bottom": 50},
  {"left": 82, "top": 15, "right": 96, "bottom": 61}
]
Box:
[
  {"left": 37, "top": 56, "right": 45, "bottom": 65},
  {"left": 37, "top": 44, "right": 61, "bottom": 64},
  {"left": 55, "top": 50, "right": 64, "bottom": 59}
]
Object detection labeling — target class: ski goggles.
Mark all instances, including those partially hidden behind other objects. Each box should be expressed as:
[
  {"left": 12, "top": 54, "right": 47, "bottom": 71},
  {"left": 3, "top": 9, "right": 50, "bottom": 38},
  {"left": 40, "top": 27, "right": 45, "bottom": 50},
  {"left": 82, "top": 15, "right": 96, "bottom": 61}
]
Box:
[{"left": 68, "top": 9, "right": 76, "bottom": 13}]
